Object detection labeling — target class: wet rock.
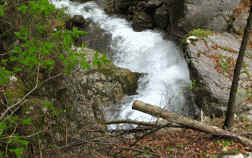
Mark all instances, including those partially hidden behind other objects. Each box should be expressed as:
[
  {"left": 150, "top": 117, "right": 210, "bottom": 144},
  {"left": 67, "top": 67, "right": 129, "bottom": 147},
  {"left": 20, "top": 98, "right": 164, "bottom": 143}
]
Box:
[
  {"left": 145, "top": 0, "right": 163, "bottom": 9},
  {"left": 77, "top": 21, "right": 112, "bottom": 54},
  {"left": 132, "top": 11, "right": 153, "bottom": 31},
  {"left": 66, "top": 15, "right": 87, "bottom": 30},
  {"left": 114, "top": 0, "right": 135, "bottom": 13},
  {"left": 154, "top": 5, "right": 169, "bottom": 29},
  {"left": 185, "top": 32, "right": 252, "bottom": 117}
]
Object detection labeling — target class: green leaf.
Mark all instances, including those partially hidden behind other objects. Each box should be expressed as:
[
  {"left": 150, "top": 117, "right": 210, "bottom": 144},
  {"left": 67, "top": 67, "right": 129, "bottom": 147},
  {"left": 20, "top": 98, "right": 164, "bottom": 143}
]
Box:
[
  {"left": 0, "top": 5, "right": 4, "bottom": 16},
  {"left": 0, "top": 67, "right": 11, "bottom": 86},
  {"left": 10, "top": 147, "right": 24, "bottom": 158},
  {"left": 16, "top": 139, "right": 29, "bottom": 147},
  {"left": 8, "top": 115, "right": 19, "bottom": 124},
  {"left": 17, "top": 4, "right": 28, "bottom": 15},
  {"left": 1, "top": 59, "right": 8, "bottom": 65},
  {"left": 21, "top": 118, "right": 32, "bottom": 125},
  {"left": 0, "top": 130, "right": 3, "bottom": 137},
  {"left": 13, "top": 67, "right": 22, "bottom": 73},
  {"left": 0, "top": 121, "right": 7, "bottom": 129},
  {"left": 0, "top": 151, "right": 4, "bottom": 157},
  {"left": 44, "top": 101, "right": 54, "bottom": 111},
  {"left": 36, "top": 25, "right": 46, "bottom": 33}
]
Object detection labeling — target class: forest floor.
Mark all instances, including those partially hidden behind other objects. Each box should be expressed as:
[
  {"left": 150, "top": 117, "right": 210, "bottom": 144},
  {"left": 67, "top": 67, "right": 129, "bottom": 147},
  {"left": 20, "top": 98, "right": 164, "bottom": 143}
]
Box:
[
  {"left": 58, "top": 118, "right": 252, "bottom": 158},
  {"left": 106, "top": 118, "right": 252, "bottom": 158}
]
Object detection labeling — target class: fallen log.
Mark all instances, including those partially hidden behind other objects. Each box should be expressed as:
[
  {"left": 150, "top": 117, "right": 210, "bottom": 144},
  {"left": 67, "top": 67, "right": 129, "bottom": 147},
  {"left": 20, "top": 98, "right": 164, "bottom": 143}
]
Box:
[{"left": 132, "top": 100, "right": 252, "bottom": 147}]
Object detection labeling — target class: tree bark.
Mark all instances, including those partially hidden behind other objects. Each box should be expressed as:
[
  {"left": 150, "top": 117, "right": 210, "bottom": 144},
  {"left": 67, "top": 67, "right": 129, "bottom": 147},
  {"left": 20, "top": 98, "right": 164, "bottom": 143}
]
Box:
[
  {"left": 132, "top": 100, "right": 252, "bottom": 147},
  {"left": 224, "top": 2, "right": 252, "bottom": 129}
]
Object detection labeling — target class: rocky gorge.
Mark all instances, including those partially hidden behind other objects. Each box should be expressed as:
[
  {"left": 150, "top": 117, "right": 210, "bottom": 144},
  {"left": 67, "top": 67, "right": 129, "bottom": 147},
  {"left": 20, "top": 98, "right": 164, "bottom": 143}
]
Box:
[{"left": 1, "top": 0, "right": 252, "bottom": 157}]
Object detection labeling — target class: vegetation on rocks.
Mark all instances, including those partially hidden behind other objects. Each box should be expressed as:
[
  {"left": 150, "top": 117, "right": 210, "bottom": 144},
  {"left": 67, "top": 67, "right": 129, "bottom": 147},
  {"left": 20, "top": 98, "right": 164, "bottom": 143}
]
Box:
[{"left": 0, "top": 0, "right": 110, "bottom": 157}]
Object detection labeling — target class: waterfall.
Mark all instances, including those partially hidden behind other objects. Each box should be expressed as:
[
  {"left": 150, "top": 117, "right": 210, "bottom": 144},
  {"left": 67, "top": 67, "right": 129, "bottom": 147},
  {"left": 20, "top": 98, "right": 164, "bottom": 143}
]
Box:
[{"left": 51, "top": 0, "right": 197, "bottom": 128}]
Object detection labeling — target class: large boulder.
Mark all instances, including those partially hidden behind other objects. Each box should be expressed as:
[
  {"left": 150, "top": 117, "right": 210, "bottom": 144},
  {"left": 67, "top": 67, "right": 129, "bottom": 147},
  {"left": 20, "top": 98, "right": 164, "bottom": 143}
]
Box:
[
  {"left": 184, "top": 32, "right": 252, "bottom": 117},
  {"left": 53, "top": 48, "right": 140, "bottom": 128}
]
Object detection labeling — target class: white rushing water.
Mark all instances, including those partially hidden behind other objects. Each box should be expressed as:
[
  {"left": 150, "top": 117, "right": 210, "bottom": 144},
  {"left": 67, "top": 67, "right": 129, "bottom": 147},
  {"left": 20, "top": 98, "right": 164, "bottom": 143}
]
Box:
[{"left": 51, "top": 0, "right": 194, "bottom": 127}]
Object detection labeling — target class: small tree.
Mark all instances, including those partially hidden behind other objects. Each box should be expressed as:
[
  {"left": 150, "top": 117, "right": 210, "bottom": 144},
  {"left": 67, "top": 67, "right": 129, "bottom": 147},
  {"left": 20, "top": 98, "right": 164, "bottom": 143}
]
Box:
[{"left": 223, "top": 3, "right": 252, "bottom": 129}]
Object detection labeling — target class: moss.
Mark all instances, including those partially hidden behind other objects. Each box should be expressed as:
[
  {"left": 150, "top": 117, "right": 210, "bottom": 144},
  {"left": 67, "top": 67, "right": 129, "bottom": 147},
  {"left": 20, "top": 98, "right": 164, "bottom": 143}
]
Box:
[
  {"left": 181, "top": 29, "right": 212, "bottom": 46},
  {"left": 188, "top": 29, "right": 213, "bottom": 38},
  {"left": 5, "top": 78, "right": 27, "bottom": 105}
]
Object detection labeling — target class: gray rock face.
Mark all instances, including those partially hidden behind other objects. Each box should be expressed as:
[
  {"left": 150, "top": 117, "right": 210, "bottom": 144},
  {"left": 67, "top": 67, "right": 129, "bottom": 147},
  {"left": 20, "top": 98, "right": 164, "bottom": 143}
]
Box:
[
  {"left": 77, "top": 21, "right": 112, "bottom": 54},
  {"left": 154, "top": 5, "right": 169, "bottom": 29},
  {"left": 185, "top": 32, "right": 252, "bottom": 116},
  {"left": 233, "top": 12, "right": 249, "bottom": 34},
  {"left": 178, "top": 0, "right": 241, "bottom": 32},
  {"left": 132, "top": 11, "right": 153, "bottom": 31},
  {"left": 114, "top": 0, "right": 135, "bottom": 13},
  {"left": 102, "top": 0, "right": 241, "bottom": 33}
]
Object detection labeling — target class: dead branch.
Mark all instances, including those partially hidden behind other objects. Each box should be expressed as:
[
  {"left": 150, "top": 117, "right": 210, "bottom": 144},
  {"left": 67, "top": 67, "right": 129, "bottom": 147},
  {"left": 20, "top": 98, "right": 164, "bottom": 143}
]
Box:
[
  {"left": 105, "top": 120, "right": 163, "bottom": 127},
  {"left": 132, "top": 100, "right": 252, "bottom": 147}
]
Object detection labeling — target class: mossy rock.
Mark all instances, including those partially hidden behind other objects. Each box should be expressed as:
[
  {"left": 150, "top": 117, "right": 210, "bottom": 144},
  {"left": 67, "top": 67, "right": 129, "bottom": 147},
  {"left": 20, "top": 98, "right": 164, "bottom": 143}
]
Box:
[
  {"left": 96, "top": 65, "right": 141, "bottom": 95},
  {"left": 188, "top": 29, "right": 213, "bottom": 38}
]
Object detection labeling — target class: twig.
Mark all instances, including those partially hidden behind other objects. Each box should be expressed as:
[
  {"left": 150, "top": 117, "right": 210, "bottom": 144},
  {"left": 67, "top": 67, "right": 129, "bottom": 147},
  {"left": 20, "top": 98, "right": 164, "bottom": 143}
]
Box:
[
  {"left": 0, "top": 130, "right": 43, "bottom": 140},
  {"left": 113, "top": 123, "right": 181, "bottom": 157},
  {"left": 129, "top": 123, "right": 181, "bottom": 147},
  {"left": 53, "top": 139, "right": 160, "bottom": 157}
]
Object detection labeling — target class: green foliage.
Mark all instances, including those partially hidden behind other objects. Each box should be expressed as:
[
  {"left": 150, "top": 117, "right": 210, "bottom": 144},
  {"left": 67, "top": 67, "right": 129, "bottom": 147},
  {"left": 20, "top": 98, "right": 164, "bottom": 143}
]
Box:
[
  {"left": 216, "top": 140, "right": 230, "bottom": 147},
  {"left": 93, "top": 51, "right": 111, "bottom": 68},
  {"left": 0, "top": 5, "right": 4, "bottom": 16},
  {"left": 0, "top": 116, "right": 31, "bottom": 157},
  {"left": 189, "top": 80, "right": 196, "bottom": 90},
  {"left": 218, "top": 55, "right": 229, "bottom": 72},
  {"left": 188, "top": 29, "right": 212, "bottom": 38},
  {"left": 181, "top": 28, "right": 212, "bottom": 46},
  {"left": 0, "top": 67, "right": 12, "bottom": 85}
]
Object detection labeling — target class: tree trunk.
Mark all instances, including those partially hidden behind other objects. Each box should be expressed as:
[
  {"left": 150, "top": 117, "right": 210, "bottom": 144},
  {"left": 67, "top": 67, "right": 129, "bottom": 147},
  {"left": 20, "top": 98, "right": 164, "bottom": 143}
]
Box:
[
  {"left": 224, "top": 2, "right": 252, "bottom": 129},
  {"left": 132, "top": 100, "right": 252, "bottom": 147}
]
